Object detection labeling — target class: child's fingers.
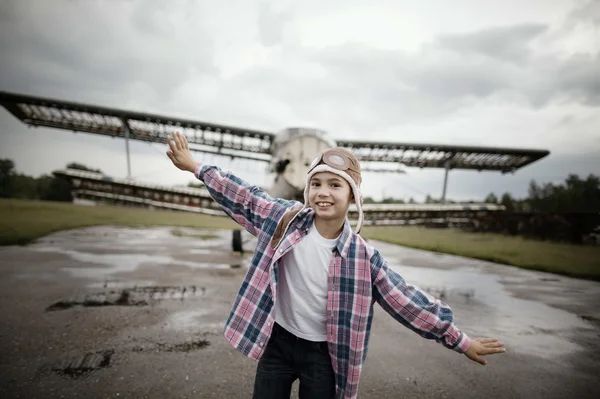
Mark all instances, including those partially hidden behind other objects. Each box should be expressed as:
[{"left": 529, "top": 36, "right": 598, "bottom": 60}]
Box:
[
  {"left": 476, "top": 338, "right": 498, "bottom": 344},
  {"left": 175, "top": 131, "right": 186, "bottom": 150},
  {"left": 172, "top": 132, "right": 181, "bottom": 150},
  {"left": 166, "top": 151, "right": 176, "bottom": 163},
  {"left": 483, "top": 342, "right": 505, "bottom": 349},
  {"left": 166, "top": 135, "right": 177, "bottom": 152},
  {"left": 480, "top": 347, "right": 506, "bottom": 355},
  {"left": 474, "top": 354, "right": 487, "bottom": 366}
]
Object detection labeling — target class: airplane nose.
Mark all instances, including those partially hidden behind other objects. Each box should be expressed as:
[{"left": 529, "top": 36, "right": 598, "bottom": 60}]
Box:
[{"left": 275, "top": 159, "right": 290, "bottom": 173}]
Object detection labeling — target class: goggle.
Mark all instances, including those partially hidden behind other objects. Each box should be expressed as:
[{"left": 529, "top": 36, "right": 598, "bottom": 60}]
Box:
[{"left": 308, "top": 148, "right": 360, "bottom": 175}]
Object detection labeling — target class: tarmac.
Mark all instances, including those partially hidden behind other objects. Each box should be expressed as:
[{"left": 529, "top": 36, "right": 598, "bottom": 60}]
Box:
[{"left": 0, "top": 225, "right": 599, "bottom": 398}]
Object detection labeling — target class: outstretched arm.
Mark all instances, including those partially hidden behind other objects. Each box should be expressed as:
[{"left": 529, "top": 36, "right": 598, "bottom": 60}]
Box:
[
  {"left": 166, "top": 132, "right": 289, "bottom": 236},
  {"left": 370, "top": 249, "right": 505, "bottom": 365},
  {"left": 166, "top": 132, "right": 200, "bottom": 174}
]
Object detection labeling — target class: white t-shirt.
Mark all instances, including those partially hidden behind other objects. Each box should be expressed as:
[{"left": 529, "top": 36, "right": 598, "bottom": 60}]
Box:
[{"left": 274, "top": 221, "right": 338, "bottom": 341}]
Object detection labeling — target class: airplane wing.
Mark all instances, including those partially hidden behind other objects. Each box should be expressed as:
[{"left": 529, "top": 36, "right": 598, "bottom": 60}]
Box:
[
  {"left": 0, "top": 91, "right": 275, "bottom": 163},
  {"left": 337, "top": 139, "right": 550, "bottom": 173}
]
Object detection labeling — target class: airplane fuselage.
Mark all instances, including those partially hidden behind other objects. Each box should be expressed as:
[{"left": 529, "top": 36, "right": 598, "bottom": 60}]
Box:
[{"left": 266, "top": 128, "right": 337, "bottom": 200}]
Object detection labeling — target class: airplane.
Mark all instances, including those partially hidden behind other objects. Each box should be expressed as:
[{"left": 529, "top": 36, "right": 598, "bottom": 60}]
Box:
[{"left": 0, "top": 90, "right": 550, "bottom": 206}]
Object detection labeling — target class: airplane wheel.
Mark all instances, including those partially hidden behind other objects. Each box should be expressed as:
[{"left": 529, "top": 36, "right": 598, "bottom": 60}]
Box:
[{"left": 232, "top": 229, "right": 243, "bottom": 253}]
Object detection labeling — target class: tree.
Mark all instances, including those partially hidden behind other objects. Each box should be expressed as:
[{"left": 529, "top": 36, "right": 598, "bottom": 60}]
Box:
[
  {"left": 0, "top": 159, "right": 15, "bottom": 198},
  {"left": 484, "top": 192, "right": 498, "bottom": 204},
  {"left": 41, "top": 176, "right": 73, "bottom": 202},
  {"left": 425, "top": 194, "right": 440, "bottom": 204},
  {"left": 66, "top": 162, "right": 102, "bottom": 173},
  {"left": 362, "top": 196, "right": 376, "bottom": 204},
  {"left": 526, "top": 174, "right": 600, "bottom": 213},
  {"left": 500, "top": 193, "right": 515, "bottom": 211},
  {"left": 381, "top": 197, "right": 405, "bottom": 204},
  {"left": 10, "top": 173, "right": 38, "bottom": 199}
]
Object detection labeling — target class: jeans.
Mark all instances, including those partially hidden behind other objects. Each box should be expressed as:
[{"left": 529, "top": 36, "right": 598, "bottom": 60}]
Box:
[{"left": 252, "top": 323, "right": 336, "bottom": 399}]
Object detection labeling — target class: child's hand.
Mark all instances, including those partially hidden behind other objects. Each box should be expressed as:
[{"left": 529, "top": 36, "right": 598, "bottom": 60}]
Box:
[
  {"left": 166, "top": 132, "right": 199, "bottom": 173},
  {"left": 464, "top": 338, "right": 506, "bottom": 365}
]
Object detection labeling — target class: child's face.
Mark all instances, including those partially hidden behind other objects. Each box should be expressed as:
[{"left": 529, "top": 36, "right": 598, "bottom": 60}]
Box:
[{"left": 308, "top": 171, "right": 353, "bottom": 223}]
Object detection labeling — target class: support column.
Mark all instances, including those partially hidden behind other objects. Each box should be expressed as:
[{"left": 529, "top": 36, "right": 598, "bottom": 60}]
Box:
[
  {"left": 441, "top": 158, "right": 451, "bottom": 204},
  {"left": 122, "top": 118, "right": 131, "bottom": 179}
]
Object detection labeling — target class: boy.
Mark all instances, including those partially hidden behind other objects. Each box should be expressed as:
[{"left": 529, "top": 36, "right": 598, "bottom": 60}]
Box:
[{"left": 166, "top": 132, "right": 505, "bottom": 399}]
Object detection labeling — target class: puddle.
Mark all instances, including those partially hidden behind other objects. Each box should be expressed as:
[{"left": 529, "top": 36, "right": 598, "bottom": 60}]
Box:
[
  {"left": 388, "top": 263, "right": 595, "bottom": 359},
  {"left": 42, "top": 350, "right": 114, "bottom": 379},
  {"left": 46, "top": 286, "right": 206, "bottom": 311},
  {"left": 88, "top": 280, "right": 157, "bottom": 289},
  {"left": 164, "top": 309, "right": 224, "bottom": 334},
  {"left": 132, "top": 339, "right": 210, "bottom": 353},
  {"left": 189, "top": 248, "right": 215, "bottom": 255},
  {"left": 33, "top": 226, "right": 243, "bottom": 253},
  {"left": 32, "top": 247, "right": 232, "bottom": 279}
]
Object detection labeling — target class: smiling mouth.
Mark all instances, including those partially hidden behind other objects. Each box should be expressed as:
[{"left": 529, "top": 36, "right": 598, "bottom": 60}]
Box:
[{"left": 316, "top": 202, "right": 333, "bottom": 208}]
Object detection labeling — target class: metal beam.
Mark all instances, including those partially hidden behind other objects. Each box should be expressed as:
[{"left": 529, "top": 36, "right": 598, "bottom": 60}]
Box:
[
  {"left": 123, "top": 118, "right": 132, "bottom": 179},
  {"left": 441, "top": 159, "right": 451, "bottom": 203}
]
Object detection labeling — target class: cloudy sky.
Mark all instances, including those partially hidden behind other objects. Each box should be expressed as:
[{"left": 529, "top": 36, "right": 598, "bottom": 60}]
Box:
[{"left": 0, "top": 0, "right": 598, "bottom": 201}]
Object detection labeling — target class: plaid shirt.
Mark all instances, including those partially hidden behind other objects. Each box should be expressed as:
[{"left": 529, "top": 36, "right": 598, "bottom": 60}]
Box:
[{"left": 196, "top": 164, "right": 471, "bottom": 399}]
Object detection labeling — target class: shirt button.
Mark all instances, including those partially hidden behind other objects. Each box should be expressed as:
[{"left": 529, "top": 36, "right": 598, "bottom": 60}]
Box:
[
  {"left": 279, "top": 248, "right": 284, "bottom": 253},
  {"left": 267, "top": 321, "right": 272, "bottom": 326},
  {"left": 259, "top": 342, "right": 264, "bottom": 347}
]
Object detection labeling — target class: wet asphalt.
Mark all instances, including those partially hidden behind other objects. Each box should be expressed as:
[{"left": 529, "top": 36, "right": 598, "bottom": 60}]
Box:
[{"left": 0, "top": 226, "right": 598, "bottom": 398}]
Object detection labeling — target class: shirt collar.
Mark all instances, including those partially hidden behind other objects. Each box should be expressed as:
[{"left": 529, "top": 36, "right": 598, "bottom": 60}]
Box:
[{"left": 295, "top": 209, "right": 354, "bottom": 258}]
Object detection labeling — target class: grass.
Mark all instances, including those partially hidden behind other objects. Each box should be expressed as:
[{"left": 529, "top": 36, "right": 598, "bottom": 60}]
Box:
[
  {"left": 361, "top": 226, "right": 600, "bottom": 281},
  {"left": 0, "top": 198, "right": 237, "bottom": 246},
  {"left": 2, "top": 198, "right": 599, "bottom": 281}
]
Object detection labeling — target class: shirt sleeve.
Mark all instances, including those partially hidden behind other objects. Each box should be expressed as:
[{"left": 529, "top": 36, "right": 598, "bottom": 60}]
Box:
[
  {"left": 195, "top": 164, "right": 291, "bottom": 237},
  {"left": 370, "top": 249, "right": 471, "bottom": 353}
]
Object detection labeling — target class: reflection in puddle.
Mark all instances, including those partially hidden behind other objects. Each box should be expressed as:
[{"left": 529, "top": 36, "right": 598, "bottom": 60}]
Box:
[
  {"left": 33, "top": 247, "right": 231, "bottom": 279},
  {"left": 88, "top": 280, "right": 157, "bottom": 289},
  {"left": 164, "top": 309, "right": 224, "bottom": 335},
  {"left": 389, "top": 263, "right": 595, "bottom": 359},
  {"left": 189, "top": 248, "right": 214, "bottom": 255},
  {"left": 33, "top": 226, "right": 254, "bottom": 254}
]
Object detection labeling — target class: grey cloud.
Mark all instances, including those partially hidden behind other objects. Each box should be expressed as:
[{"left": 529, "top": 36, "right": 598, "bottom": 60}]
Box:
[
  {"left": 555, "top": 53, "right": 600, "bottom": 106},
  {"left": 257, "top": 2, "right": 290, "bottom": 47},
  {"left": 0, "top": 0, "right": 216, "bottom": 104},
  {"left": 567, "top": 0, "right": 600, "bottom": 26},
  {"left": 233, "top": 21, "right": 598, "bottom": 133},
  {"left": 435, "top": 24, "right": 548, "bottom": 62},
  {"left": 556, "top": 114, "right": 575, "bottom": 127}
]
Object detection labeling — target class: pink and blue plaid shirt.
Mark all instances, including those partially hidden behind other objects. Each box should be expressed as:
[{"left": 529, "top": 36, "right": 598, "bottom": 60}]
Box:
[{"left": 196, "top": 164, "right": 471, "bottom": 399}]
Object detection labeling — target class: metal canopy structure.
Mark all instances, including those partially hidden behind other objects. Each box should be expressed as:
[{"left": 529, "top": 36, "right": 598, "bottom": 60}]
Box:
[
  {"left": 337, "top": 139, "right": 549, "bottom": 173},
  {"left": 0, "top": 91, "right": 275, "bottom": 163},
  {"left": 1, "top": 90, "right": 550, "bottom": 203}
]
